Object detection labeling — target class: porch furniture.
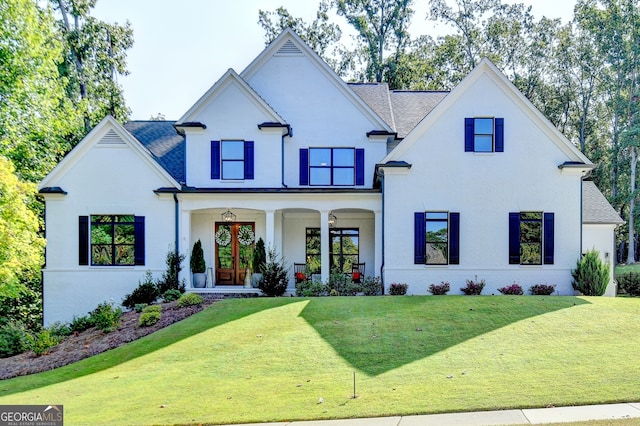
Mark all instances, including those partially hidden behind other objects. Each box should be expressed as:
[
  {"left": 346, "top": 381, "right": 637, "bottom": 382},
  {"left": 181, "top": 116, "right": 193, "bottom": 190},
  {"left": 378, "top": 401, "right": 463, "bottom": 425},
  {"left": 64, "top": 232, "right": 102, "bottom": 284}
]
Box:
[
  {"left": 351, "top": 262, "right": 365, "bottom": 283},
  {"left": 294, "top": 263, "right": 307, "bottom": 284}
]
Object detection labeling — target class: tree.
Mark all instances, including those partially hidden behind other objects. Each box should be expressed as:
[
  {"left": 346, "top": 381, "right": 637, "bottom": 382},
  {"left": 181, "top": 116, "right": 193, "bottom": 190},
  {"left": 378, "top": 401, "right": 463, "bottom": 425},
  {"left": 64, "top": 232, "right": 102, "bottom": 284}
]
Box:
[
  {"left": 0, "top": 157, "right": 45, "bottom": 297},
  {"left": 0, "top": 0, "right": 80, "bottom": 182},
  {"left": 335, "top": 0, "right": 414, "bottom": 85},
  {"left": 52, "top": 0, "right": 133, "bottom": 131}
]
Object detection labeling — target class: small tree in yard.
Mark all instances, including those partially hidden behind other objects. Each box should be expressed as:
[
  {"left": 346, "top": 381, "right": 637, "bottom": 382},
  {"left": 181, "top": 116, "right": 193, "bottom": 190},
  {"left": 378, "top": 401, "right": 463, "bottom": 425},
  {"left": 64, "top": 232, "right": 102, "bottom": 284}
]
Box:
[
  {"left": 259, "top": 247, "right": 288, "bottom": 297},
  {"left": 572, "top": 250, "right": 610, "bottom": 296}
]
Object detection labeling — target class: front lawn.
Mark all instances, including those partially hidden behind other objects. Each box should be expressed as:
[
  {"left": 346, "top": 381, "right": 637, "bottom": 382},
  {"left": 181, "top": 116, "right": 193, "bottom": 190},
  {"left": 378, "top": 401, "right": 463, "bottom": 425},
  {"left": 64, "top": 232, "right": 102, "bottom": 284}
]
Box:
[{"left": 1, "top": 296, "right": 639, "bottom": 425}]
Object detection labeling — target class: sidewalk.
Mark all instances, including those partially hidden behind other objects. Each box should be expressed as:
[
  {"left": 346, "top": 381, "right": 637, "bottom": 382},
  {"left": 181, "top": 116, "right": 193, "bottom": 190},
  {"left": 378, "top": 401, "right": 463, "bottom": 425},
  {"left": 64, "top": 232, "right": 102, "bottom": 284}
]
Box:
[{"left": 227, "top": 402, "right": 640, "bottom": 426}]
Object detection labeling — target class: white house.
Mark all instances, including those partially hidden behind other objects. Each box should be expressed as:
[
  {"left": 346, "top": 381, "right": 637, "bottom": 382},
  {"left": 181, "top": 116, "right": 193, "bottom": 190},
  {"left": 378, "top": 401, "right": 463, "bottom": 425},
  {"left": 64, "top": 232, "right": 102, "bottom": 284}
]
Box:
[{"left": 38, "top": 29, "right": 622, "bottom": 325}]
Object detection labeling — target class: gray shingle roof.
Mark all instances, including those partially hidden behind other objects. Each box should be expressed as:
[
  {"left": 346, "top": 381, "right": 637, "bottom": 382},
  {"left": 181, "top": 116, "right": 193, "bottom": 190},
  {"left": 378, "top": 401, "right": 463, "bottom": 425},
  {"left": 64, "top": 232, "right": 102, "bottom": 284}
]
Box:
[
  {"left": 583, "top": 181, "right": 624, "bottom": 224},
  {"left": 124, "top": 121, "right": 185, "bottom": 183},
  {"left": 348, "top": 83, "right": 448, "bottom": 138}
]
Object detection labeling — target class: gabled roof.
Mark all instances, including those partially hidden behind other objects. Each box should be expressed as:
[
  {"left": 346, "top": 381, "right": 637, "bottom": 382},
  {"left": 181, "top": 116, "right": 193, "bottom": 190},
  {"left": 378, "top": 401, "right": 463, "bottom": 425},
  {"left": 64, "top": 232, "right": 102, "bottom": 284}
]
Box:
[
  {"left": 382, "top": 58, "right": 594, "bottom": 166},
  {"left": 38, "top": 116, "right": 181, "bottom": 191},
  {"left": 583, "top": 181, "right": 624, "bottom": 225},
  {"left": 124, "top": 121, "right": 185, "bottom": 183},
  {"left": 176, "top": 68, "right": 286, "bottom": 126},
  {"left": 241, "top": 29, "right": 392, "bottom": 133}
]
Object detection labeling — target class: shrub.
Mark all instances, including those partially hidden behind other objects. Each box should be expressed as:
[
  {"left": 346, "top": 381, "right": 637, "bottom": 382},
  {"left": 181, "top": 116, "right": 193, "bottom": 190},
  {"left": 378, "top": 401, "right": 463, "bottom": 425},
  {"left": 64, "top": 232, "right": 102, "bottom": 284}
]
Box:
[
  {"left": 258, "top": 247, "right": 289, "bottom": 297},
  {"left": 498, "top": 283, "right": 524, "bottom": 295},
  {"left": 177, "top": 293, "right": 203, "bottom": 307},
  {"left": 362, "top": 276, "right": 383, "bottom": 296},
  {"left": 70, "top": 314, "right": 94, "bottom": 333},
  {"left": 26, "top": 329, "right": 60, "bottom": 356},
  {"left": 461, "top": 277, "right": 485, "bottom": 295},
  {"left": 122, "top": 271, "right": 160, "bottom": 309},
  {"left": 162, "top": 289, "right": 182, "bottom": 302},
  {"left": 529, "top": 284, "right": 556, "bottom": 295},
  {"left": 134, "top": 303, "right": 148, "bottom": 313},
  {"left": 190, "top": 239, "right": 206, "bottom": 273},
  {"left": 253, "top": 237, "right": 267, "bottom": 273},
  {"left": 428, "top": 282, "right": 450, "bottom": 295},
  {"left": 572, "top": 250, "right": 609, "bottom": 296},
  {"left": 295, "top": 279, "right": 326, "bottom": 297},
  {"left": 616, "top": 273, "right": 640, "bottom": 296},
  {"left": 156, "top": 248, "right": 186, "bottom": 294},
  {"left": 326, "top": 269, "right": 360, "bottom": 296},
  {"left": 389, "top": 283, "right": 408, "bottom": 295},
  {"left": 139, "top": 305, "right": 162, "bottom": 327},
  {"left": 90, "top": 301, "right": 122, "bottom": 333},
  {"left": 0, "top": 321, "right": 29, "bottom": 358},
  {"left": 0, "top": 282, "right": 42, "bottom": 330}
]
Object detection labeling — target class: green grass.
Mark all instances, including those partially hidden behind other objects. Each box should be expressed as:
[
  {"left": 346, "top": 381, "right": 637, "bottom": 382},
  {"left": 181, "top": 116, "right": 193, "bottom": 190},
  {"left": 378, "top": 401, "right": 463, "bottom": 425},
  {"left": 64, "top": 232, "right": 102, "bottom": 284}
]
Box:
[{"left": 1, "top": 296, "right": 640, "bottom": 425}]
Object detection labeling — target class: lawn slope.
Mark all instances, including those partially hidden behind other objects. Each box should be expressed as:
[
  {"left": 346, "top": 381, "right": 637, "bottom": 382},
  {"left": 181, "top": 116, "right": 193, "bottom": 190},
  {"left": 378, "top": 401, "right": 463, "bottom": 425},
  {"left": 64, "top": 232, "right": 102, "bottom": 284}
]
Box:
[{"left": 1, "top": 296, "right": 638, "bottom": 425}]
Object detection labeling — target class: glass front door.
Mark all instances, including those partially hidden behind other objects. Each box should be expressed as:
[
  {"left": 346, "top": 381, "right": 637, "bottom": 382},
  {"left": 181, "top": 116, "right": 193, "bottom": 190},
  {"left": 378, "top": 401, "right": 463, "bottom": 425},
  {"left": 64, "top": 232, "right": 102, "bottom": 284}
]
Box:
[{"left": 215, "top": 223, "right": 255, "bottom": 285}]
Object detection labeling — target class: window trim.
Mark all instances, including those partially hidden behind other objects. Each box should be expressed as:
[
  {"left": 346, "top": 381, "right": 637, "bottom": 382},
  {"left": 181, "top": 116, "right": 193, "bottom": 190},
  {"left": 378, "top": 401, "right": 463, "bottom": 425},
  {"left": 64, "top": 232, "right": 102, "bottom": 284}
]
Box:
[
  {"left": 465, "top": 117, "right": 504, "bottom": 153},
  {"left": 414, "top": 211, "right": 460, "bottom": 265},
  {"left": 509, "top": 211, "right": 554, "bottom": 265},
  {"left": 79, "top": 215, "right": 145, "bottom": 266},
  {"left": 210, "top": 140, "right": 254, "bottom": 180},
  {"left": 299, "top": 148, "right": 365, "bottom": 186}
]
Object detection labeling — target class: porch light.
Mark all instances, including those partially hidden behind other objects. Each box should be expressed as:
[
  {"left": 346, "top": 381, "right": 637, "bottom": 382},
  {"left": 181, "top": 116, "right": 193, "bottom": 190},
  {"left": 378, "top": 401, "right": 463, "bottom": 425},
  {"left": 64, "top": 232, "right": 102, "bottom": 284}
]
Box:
[
  {"left": 221, "top": 209, "right": 236, "bottom": 223},
  {"left": 328, "top": 212, "right": 337, "bottom": 227}
]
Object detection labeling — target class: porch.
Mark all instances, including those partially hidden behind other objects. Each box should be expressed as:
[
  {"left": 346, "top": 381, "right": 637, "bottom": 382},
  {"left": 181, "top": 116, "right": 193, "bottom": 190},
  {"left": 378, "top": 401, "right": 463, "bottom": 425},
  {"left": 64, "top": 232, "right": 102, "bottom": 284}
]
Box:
[{"left": 176, "top": 191, "right": 382, "bottom": 290}]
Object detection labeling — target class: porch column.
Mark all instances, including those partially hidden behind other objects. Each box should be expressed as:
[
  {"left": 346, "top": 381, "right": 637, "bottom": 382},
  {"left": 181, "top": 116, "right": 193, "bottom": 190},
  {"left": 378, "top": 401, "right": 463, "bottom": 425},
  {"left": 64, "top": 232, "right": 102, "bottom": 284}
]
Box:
[
  {"left": 374, "top": 209, "right": 383, "bottom": 280},
  {"left": 265, "top": 210, "right": 275, "bottom": 249},
  {"left": 320, "top": 210, "right": 330, "bottom": 283},
  {"left": 180, "top": 210, "right": 191, "bottom": 288}
]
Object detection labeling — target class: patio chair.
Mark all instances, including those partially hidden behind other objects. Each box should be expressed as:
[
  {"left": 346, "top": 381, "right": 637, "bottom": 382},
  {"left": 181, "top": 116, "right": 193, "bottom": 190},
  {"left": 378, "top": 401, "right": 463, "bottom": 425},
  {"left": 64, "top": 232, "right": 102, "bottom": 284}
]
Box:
[
  {"left": 351, "top": 262, "right": 365, "bottom": 283},
  {"left": 294, "top": 263, "right": 307, "bottom": 284}
]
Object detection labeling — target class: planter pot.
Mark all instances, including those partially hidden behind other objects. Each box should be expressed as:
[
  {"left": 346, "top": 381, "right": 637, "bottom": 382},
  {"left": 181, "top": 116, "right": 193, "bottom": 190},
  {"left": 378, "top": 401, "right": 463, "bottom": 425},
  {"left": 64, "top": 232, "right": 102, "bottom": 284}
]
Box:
[
  {"left": 192, "top": 272, "right": 207, "bottom": 288},
  {"left": 251, "top": 273, "right": 263, "bottom": 288}
]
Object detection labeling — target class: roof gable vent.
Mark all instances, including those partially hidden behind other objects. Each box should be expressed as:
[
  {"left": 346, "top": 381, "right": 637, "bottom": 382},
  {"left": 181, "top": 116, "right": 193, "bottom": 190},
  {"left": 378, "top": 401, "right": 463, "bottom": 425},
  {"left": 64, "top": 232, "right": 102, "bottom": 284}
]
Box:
[
  {"left": 276, "top": 39, "right": 302, "bottom": 55},
  {"left": 98, "top": 129, "right": 125, "bottom": 145}
]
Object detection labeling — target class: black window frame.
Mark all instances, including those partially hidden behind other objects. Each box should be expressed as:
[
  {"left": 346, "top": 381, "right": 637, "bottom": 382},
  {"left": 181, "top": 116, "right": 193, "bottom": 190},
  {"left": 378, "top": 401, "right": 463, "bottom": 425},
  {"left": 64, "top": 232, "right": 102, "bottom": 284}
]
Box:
[{"left": 90, "top": 215, "right": 137, "bottom": 266}]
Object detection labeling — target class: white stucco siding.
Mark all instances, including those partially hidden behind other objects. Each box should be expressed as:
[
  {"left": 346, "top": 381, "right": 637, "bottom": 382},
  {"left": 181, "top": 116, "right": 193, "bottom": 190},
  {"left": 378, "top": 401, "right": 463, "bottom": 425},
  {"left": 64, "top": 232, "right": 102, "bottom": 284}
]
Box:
[
  {"left": 245, "top": 54, "right": 388, "bottom": 189},
  {"left": 42, "top": 143, "right": 176, "bottom": 325},
  {"left": 583, "top": 223, "right": 618, "bottom": 296},
  {"left": 184, "top": 79, "right": 283, "bottom": 188},
  {"left": 382, "top": 73, "right": 583, "bottom": 296}
]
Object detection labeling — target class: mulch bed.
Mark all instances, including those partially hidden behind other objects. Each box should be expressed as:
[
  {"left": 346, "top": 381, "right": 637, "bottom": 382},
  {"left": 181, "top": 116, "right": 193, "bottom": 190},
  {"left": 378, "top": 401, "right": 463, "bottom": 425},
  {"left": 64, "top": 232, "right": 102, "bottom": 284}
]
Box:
[{"left": 0, "top": 298, "right": 217, "bottom": 380}]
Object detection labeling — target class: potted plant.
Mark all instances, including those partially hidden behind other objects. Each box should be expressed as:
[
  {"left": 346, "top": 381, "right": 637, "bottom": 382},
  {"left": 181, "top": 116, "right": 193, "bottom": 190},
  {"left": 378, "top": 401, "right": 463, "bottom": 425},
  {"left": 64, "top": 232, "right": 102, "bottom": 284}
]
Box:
[
  {"left": 190, "top": 239, "right": 207, "bottom": 288},
  {"left": 251, "top": 237, "right": 266, "bottom": 288}
]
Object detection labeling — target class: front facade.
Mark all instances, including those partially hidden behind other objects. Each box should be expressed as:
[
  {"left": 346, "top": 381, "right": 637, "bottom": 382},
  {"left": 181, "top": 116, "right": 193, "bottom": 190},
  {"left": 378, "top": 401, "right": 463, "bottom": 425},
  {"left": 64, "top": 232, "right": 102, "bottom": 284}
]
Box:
[{"left": 39, "top": 30, "right": 622, "bottom": 325}]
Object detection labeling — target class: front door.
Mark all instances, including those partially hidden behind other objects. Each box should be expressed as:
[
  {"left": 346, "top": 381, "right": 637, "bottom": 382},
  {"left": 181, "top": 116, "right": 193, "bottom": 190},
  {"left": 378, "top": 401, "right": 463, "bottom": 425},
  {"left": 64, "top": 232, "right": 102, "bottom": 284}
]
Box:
[{"left": 215, "top": 223, "right": 255, "bottom": 285}]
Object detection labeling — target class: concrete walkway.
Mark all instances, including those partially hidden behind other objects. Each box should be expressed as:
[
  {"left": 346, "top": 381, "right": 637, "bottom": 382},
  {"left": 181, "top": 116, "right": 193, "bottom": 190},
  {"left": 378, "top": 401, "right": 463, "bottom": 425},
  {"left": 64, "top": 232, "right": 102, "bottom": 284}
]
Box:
[{"left": 228, "top": 402, "right": 640, "bottom": 425}]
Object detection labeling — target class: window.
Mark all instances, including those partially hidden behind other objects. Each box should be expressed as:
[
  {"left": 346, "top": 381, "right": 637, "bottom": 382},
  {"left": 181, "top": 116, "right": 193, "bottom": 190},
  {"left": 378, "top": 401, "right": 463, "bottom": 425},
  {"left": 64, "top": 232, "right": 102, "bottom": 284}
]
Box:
[
  {"left": 299, "top": 148, "right": 365, "bottom": 186},
  {"left": 304, "top": 228, "right": 360, "bottom": 274},
  {"left": 79, "top": 215, "right": 145, "bottom": 266},
  {"left": 509, "top": 212, "right": 554, "bottom": 265},
  {"left": 465, "top": 117, "right": 504, "bottom": 152},
  {"left": 414, "top": 212, "right": 460, "bottom": 265},
  {"left": 210, "top": 140, "right": 254, "bottom": 180}
]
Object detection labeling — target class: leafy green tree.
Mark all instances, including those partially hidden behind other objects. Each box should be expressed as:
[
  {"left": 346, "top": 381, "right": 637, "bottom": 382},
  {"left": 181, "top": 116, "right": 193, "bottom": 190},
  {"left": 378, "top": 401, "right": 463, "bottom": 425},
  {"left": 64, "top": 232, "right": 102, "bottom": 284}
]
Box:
[
  {"left": 0, "top": 157, "right": 45, "bottom": 298},
  {"left": 0, "top": 0, "right": 80, "bottom": 182},
  {"left": 335, "top": 0, "right": 414, "bottom": 86},
  {"left": 52, "top": 0, "right": 133, "bottom": 130}
]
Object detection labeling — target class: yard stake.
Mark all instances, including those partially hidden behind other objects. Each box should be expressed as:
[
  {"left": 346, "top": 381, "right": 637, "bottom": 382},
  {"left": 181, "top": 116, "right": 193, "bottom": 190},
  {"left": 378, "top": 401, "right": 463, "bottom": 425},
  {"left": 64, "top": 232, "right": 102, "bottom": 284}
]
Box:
[{"left": 353, "top": 371, "right": 357, "bottom": 399}]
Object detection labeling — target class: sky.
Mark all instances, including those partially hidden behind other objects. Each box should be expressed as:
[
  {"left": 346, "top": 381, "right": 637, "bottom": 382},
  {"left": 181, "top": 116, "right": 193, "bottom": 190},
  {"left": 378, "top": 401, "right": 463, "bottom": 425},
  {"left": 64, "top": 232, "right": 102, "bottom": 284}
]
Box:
[{"left": 92, "top": 0, "right": 577, "bottom": 121}]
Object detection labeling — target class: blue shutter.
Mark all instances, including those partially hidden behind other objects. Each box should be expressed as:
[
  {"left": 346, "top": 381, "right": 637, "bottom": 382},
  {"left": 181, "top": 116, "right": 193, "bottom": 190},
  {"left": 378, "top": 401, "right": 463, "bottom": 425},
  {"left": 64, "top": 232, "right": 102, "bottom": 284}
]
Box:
[
  {"left": 509, "top": 213, "right": 520, "bottom": 264},
  {"left": 414, "top": 212, "right": 426, "bottom": 264},
  {"left": 495, "top": 118, "right": 504, "bottom": 152},
  {"left": 543, "top": 212, "right": 554, "bottom": 264},
  {"left": 211, "top": 141, "right": 220, "bottom": 180},
  {"left": 355, "top": 148, "right": 365, "bottom": 186},
  {"left": 79, "top": 216, "right": 89, "bottom": 265},
  {"left": 299, "top": 149, "right": 309, "bottom": 186},
  {"left": 449, "top": 212, "right": 460, "bottom": 264},
  {"left": 244, "top": 141, "right": 254, "bottom": 180},
  {"left": 465, "top": 118, "right": 474, "bottom": 152},
  {"left": 134, "top": 216, "right": 145, "bottom": 266}
]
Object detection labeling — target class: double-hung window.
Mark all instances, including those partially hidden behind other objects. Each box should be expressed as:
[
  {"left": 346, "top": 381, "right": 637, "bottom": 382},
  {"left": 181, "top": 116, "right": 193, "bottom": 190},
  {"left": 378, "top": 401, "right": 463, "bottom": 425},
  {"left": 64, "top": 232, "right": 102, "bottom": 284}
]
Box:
[
  {"left": 465, "top": 117, "right": 504, "bottom": 152},
  {"left": 414, "top": 211, "right": 460, "bottom": 265},
  {"left": 79, "top": 215, "right": 145, "bottom": 266},
  {"left": 210, "top": 140, "right": 254, "bottom": 180},
  {"left": 509, "top": 211, "right": 554, "bottom": 265},
  {"left": 299, "top": 147, "right": 365, "bottom": 186}
]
